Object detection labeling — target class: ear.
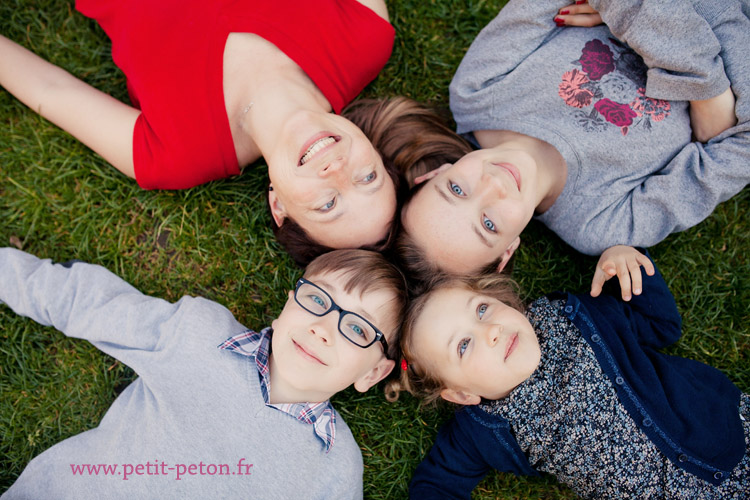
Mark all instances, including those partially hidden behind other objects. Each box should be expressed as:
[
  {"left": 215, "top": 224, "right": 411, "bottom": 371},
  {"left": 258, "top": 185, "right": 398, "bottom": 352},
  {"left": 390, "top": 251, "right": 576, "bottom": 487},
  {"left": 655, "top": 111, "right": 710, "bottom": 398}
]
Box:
[
  {"left": 268, "top": 189, "right": 287, "bottom": 227},
  {"left": 413, "top": 163, "right": 453, "bottom": 185},
  {"left": 353, "top": 357, "right": 395, "bottom": 393},
  {"left": 496, "top": 236, "right": 521, "bottom": 273},
  {"left": 440, "top": 387, "right": 481, "bottom": 406}
]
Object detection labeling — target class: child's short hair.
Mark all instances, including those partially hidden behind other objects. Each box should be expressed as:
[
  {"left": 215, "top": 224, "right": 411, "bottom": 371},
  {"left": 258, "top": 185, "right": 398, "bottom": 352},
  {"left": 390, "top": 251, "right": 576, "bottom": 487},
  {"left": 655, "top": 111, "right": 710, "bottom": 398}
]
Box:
[
  {"left": 304, "top": 249, "right": 408, "bottom": 360},
  {"left": 386, "top": 272, "right": 524, "bottom": 405}
]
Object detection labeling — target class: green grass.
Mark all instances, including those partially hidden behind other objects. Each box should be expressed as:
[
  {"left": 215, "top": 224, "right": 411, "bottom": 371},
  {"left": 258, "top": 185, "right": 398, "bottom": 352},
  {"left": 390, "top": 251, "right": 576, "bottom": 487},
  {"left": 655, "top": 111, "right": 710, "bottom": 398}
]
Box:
[{"left": 1, "top": 1, "right": 748, "bottom": 498}]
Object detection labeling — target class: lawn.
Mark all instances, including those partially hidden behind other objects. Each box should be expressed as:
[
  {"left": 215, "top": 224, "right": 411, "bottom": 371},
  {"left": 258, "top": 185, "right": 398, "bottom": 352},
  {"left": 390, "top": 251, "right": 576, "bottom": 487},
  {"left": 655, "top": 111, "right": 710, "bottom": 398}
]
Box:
[{"left": 1, "top": 0, "right": 748, "bottom": 498}]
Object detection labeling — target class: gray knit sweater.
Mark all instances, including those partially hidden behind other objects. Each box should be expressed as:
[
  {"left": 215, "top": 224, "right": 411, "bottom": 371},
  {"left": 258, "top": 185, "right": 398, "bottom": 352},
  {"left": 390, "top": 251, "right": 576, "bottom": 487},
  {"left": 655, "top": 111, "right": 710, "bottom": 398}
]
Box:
[
  {"left": 450, "top": 0, "right": 750, "bottom": 255},
  {"left": 0, "top": 248, "right": 363, "bottom": 500}
]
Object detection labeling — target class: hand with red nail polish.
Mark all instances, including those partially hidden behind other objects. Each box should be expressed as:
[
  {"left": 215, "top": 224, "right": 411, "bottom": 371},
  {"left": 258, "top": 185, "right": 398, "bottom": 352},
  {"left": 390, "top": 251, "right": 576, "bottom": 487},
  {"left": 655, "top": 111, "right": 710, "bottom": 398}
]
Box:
[{"left": 556, "top": 2, "right": 602, "bottom": 27}]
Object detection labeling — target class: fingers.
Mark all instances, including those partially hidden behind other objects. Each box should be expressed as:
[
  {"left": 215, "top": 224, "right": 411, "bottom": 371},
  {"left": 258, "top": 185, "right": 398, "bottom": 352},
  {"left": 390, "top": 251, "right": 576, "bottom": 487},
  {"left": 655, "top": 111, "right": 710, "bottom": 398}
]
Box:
[
  {"left": 615, "top": 258, "right": 633, "bottom": 301},
  {"left": 592, "top": 246, "right": 654, "bottom": 301},
  {"left": 554, "top": 2, "right": 603, "bottom": 28},
  {"left": 639, "top": 253, "right": 656, "bottom": 277},
  {"left": 590, "top": 263, "right": 616, "bottom": 297}
]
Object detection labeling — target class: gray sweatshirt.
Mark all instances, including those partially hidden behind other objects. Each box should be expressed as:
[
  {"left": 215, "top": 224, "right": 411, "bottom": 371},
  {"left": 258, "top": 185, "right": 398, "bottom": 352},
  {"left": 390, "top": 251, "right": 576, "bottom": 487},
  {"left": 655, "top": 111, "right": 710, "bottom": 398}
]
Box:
[
  {"left": 450, "top": 0, "right": 750, "bottom": 255},
  {"left": 0, "top": 248, "right": 363, "bottom": 500}
]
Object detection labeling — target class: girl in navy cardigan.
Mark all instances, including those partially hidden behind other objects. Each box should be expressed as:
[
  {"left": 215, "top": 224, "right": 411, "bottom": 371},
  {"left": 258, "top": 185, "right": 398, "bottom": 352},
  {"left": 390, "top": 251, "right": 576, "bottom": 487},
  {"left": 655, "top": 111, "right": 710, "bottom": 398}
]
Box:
[{"left": 389, "top": 246, "right": 748, "bottom": 499}]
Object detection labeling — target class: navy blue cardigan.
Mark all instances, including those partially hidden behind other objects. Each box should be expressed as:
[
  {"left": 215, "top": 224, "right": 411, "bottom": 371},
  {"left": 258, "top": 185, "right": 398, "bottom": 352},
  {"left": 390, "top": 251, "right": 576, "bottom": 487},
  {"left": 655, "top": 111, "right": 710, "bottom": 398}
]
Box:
[{"left": 409, "top": 260, "right": 743, "bottom": 499}]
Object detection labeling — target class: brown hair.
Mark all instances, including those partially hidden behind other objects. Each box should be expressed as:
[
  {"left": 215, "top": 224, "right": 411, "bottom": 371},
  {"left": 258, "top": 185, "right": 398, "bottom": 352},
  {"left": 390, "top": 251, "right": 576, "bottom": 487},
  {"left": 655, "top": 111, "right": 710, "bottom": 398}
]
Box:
[
  {"left": 270, "top": 97, "right": 472, "bottom": 267},
  {"left": 386, "top": 272, "right": 524, "bottom": 405},
  {"left": 396, "top": 225, "right": 511, "bottom": 297},
  {"left": 304, "top": 249, "right": 408, "bottom": 358},
  {"left": 344, "top": 97, "right": 473, "bottom": 185}
]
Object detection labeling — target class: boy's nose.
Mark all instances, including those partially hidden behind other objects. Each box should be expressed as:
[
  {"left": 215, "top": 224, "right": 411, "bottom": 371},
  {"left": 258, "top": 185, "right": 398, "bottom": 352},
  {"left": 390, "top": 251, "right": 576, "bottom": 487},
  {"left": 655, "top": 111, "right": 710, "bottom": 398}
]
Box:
[{"left": 309, "top": 315, "right": 338, "bottom": 344}]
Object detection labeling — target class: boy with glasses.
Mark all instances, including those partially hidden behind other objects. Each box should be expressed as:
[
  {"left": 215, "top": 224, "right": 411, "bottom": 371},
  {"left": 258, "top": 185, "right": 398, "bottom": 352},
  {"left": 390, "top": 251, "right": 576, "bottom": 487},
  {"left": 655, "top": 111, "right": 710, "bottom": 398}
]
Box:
[{"left": 0, "top": 247, "right": 406, "bottom": 500}]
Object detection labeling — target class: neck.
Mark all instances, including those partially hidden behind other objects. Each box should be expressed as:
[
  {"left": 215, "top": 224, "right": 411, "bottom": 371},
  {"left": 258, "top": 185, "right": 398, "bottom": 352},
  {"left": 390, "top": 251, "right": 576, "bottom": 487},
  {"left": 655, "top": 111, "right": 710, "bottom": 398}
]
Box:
[
  {"left": 223, "top": 33, "right": 331, "bottom": 165},
  {"left": 242, "top": 82, "right": 328, "bottom": 155}
]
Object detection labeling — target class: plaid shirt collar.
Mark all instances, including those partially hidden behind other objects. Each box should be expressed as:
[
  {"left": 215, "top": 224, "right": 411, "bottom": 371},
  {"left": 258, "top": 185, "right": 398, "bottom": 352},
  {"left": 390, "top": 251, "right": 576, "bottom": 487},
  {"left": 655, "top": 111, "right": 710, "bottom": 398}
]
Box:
[{"left": 218, "top": 327, "right": 337, "bottom": 452}]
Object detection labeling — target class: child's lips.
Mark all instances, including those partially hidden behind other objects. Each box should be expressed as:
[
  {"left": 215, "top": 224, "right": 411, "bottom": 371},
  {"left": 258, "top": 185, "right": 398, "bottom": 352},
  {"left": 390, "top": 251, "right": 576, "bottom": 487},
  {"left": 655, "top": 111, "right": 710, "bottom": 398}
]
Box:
[
  {"left": 294, "top": 340, "right": 326, "bottom": 365},
  {"left": 504, "top": 333, "right": 518, "bottom": 361}
]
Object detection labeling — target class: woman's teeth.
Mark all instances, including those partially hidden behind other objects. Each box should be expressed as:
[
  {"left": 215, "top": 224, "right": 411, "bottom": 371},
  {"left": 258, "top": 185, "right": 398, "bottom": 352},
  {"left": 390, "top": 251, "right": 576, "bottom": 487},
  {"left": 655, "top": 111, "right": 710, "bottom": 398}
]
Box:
[{"left": 300, "top": 136, "right": 336, "bottom": 165}]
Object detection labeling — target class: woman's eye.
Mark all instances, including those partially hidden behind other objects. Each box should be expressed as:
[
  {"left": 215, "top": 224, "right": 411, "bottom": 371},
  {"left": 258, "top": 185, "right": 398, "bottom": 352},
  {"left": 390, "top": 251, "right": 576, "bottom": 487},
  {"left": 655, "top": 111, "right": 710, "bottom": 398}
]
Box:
[
  {"left": 449, "top": 181, "right": 465, "bottom": 197},
  {"left": 458, "top": 338, "right": 471, "bottom": 358},
  {"left": 361, "top": 171, "right": 377, "bottom": 183},
  {"left": 319, "top": 198, "right": 336, "bottom": 212},
  {"left": 477, "top": 303, "right": 488, "bottom": 319},
  {"left": 482, "top": 215, "right": 496, "bottom": 233}
]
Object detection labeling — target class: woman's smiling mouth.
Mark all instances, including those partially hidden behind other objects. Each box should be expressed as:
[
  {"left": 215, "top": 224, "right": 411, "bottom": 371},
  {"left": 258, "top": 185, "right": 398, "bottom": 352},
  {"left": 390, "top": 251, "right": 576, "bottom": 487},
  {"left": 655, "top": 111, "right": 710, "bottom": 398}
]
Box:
[{"left": 299, "top": 135, "right": 339, "bottom": 166}]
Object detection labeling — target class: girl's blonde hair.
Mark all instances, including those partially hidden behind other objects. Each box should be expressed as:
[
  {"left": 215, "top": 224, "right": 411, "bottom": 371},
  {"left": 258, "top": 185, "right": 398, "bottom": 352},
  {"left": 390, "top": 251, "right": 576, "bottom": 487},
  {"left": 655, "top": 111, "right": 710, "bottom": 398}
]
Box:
[{"left": 386, "top": 272, "right": 525, "bottom": 405}]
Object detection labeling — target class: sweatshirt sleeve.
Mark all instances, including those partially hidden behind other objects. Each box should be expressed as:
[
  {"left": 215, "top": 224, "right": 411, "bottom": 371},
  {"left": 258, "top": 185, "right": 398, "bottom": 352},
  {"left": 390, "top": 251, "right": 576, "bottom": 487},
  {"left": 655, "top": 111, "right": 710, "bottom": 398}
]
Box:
[
  {"left": 0, "top": 247, "right": 192, "bottom": 370},
  {"left": 450, "top": 0, "right": 573, "bottom": 135},
  {"left": 566, "top": 1, "right": 750, "bottom": 255},
  {"left": 594, "top": 251, "right": 683, "bottom": 349},
  {"left": 409, "top": 408, "right": 535, "bottom": 499},
  {"left": 588, "top": 0, "right": 730, "bottom": 100}
]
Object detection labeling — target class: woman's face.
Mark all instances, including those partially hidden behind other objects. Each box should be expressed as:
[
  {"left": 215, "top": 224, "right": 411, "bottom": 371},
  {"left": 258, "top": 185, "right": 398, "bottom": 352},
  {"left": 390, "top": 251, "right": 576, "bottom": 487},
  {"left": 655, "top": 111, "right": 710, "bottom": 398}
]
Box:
[
  {"left": 402, "top": 148, "right": 539, "bottom": 274},
  {"left": 267, "top": 112, "right": 396, "bottom": 249},
  {"left": 412, "top": 286, "right": 540, "bottom": 403}
]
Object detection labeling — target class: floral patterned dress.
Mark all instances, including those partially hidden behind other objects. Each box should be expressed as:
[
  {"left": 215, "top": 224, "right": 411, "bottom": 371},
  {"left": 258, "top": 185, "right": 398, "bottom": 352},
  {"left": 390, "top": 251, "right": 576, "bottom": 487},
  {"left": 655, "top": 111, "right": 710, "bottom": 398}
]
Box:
[{"left": 480, "top": 297, "right": 750, "bottom": 499}]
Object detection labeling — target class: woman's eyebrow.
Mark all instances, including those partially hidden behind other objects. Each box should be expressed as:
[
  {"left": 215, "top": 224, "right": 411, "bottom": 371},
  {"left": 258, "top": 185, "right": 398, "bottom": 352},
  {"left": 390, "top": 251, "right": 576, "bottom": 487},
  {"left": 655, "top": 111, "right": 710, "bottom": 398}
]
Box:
[
  {"left": 364, "top": 176, "right": 385, "bottom": 195},
  {"left": 472, "top": 225, "right": 493, "bottom": 248},
  {"left": 434, "top": 184, "right": 456, "bottom": 205},
  {"left": 311, "top": 210, "right": 345, "bottom": 223}
]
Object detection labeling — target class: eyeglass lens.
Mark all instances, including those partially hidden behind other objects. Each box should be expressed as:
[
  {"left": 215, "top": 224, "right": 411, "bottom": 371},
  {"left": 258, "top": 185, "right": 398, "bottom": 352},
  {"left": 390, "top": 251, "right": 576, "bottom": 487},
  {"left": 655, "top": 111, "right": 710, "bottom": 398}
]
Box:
[{"left": 295, "top": 282, "right": 378, "bottom": 347}]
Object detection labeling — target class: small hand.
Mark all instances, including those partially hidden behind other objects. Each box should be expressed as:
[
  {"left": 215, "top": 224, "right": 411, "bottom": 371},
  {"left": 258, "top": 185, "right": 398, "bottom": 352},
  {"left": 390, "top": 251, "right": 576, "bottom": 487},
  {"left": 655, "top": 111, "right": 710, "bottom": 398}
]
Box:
[
  {"left": 690, "top": 87, "right": 737, "bottom": 143},
  {"left": 554, "top": 1, "right": 603, "bottom": 27},
  {"left": 590, "top": 246, "right": 655, "bottom": 301}
]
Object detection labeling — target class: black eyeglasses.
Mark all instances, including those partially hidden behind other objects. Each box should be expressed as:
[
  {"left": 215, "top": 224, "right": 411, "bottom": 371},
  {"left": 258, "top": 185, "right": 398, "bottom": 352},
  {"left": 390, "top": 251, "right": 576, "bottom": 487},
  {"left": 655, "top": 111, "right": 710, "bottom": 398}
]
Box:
[{"left": 293, "top": 278, "right": 389, "bottom": 358}]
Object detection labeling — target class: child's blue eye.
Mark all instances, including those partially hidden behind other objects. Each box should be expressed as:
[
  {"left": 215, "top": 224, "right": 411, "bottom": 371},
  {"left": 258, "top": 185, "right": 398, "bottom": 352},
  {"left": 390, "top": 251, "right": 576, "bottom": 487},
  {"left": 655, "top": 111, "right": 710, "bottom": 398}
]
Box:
[
  {"left": 477, "top": 303, "right": 488, "bottom": 319},
  {"left": 482, "top": 215, "right": 496, "bottom": 233},
  {"left": 458, "top": 338, "right": 470, "bottom": 358},
  {"left": 344, "top": 320, "right": 371, "bottom": 340},
  {"left": 312, "top": 295, "right": 325, "bottom": 306},
  {"left": 449, "top": 181, "right": 465, "bottom": 196}
]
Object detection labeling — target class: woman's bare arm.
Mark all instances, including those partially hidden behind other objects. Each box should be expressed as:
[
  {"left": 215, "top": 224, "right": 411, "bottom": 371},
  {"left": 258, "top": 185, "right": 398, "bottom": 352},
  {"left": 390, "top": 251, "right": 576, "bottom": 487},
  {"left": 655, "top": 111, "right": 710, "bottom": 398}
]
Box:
[{"left": 0, "top": 34, "right": 140, "bottom": 178}]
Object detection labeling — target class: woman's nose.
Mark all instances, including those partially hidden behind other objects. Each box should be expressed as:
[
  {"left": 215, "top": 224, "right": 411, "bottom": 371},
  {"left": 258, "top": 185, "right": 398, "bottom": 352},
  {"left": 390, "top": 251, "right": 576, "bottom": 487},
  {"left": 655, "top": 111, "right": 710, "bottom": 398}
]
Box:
[{"left": 318, "top": 156, "right": 346, "bottom": 178}]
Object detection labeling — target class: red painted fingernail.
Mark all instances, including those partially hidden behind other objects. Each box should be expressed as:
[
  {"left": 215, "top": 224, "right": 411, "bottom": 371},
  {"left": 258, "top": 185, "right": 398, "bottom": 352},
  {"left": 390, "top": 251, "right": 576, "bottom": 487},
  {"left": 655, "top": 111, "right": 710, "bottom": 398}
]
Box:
[
  {"left": 560, "top": 9, "right": 569, "bottom": 14},
  {"left": 554, "top": 17, "right": 565, "bottom": 25},
  {"left": 576, "top": 0, "right": 586, "bottom": 4}
]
